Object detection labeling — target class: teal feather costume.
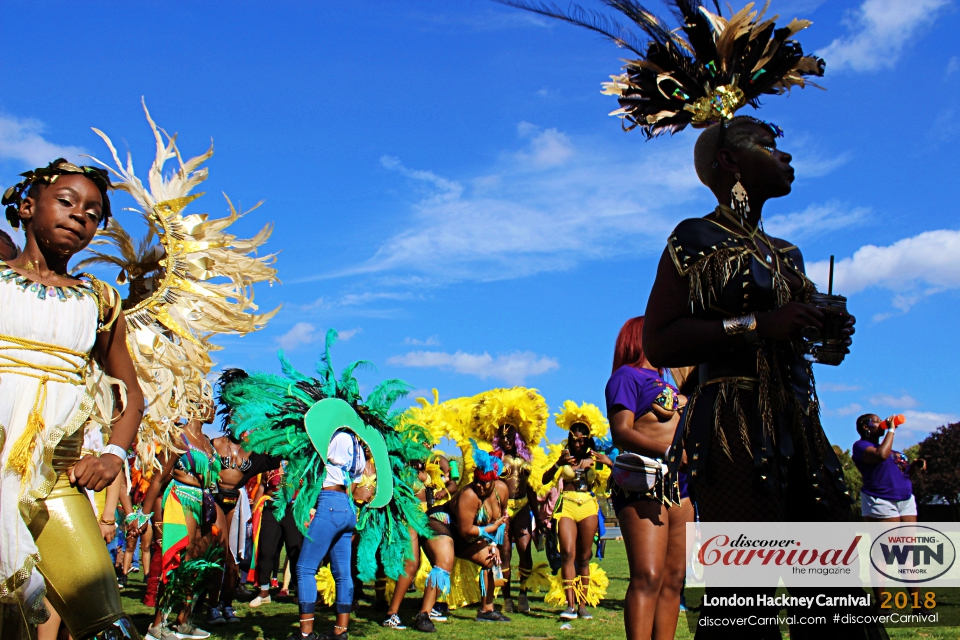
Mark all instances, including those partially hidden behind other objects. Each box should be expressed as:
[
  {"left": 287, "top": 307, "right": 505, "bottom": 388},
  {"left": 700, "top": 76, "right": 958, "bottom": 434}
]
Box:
[{"left": 219, "top": 329, "right": 432, "bottom": 581}]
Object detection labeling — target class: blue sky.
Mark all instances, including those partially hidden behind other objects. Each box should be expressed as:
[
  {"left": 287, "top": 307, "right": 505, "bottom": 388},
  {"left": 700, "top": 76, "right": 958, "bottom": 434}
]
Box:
[{"left": 1, "top": 0, "right": 958, "bottom": 450}]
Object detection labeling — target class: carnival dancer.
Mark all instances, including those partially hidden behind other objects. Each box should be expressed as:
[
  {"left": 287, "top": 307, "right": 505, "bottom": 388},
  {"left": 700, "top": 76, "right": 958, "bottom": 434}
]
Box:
[
  {"left": 541, "top": 402, "right": 611, "bottom": 623},
  {"left": 427, "top": 442, "right": 511, "bottom": 623},
  {"left": 220, "top": 330, "right": 431, "bottom": 640},
  {"left": 134, "top": 404, "right": 224, "bottom": 640},
  {"left": 471, "top": 387, "right": 548, "bottom": 614},
  {"left": 208, "top": 368, "right": 282, "bottom": 623},
  {"left": 498, "top": 3, "right": 882, "bottom": 638},
  {"left": 607, "top": 317, "right": 693, "bottom": 640},
  {"left": 0, "top": 159, "right": 145, "bottom": 639},
  {"left": 381, "top": 392, "right": 470, "bottom": 632}
]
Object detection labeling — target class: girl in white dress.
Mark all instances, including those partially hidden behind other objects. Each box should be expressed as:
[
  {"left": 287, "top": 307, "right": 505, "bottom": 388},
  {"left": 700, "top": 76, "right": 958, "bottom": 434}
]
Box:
[{"left": 0, "top": 159, "right": 144, "bottom": 639}]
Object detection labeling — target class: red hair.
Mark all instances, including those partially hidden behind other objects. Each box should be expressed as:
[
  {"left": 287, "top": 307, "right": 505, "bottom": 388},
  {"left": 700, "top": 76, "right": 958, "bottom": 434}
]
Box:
[{"left": 612, "top": 316, "right": 659, "bottom": 374}]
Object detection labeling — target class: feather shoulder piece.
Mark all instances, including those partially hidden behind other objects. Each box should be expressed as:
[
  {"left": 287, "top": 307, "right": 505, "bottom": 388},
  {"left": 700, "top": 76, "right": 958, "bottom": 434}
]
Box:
[
  {"left": 79, "top": 101, "right": 280, "bottom": 468},
  {"left": 499, "top": 0, "right": 825, "bottom": 137}
]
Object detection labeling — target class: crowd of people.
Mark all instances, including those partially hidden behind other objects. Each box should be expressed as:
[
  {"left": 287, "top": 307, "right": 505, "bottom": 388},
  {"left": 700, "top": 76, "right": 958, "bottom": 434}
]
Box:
[{"left": 0, "top": 2, "right": 938, "bottom": 640}]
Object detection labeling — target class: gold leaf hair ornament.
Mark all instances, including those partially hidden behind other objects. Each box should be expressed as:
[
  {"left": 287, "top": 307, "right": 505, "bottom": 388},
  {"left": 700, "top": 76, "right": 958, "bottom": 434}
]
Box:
[
  {"left": 500, "top": 0, "right": 825, "bottom": 138},
  {"left": 2, "top": 159, "right": 113, "bottom": 229},
  {"left": 76, "top": 100, "right": 280, "bottom": 469}
]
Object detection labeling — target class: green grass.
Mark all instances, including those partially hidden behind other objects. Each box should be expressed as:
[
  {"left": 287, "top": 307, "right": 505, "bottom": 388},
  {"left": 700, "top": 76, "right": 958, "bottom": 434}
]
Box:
[{"left": 120, "top": 541, "right": 960, "bottom": 639}]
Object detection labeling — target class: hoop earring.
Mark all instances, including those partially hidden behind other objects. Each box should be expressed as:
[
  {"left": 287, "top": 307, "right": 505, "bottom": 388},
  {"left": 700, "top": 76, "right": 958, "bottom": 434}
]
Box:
[{"left": 731, "top": 173, "right": 750, "bottom": 225}]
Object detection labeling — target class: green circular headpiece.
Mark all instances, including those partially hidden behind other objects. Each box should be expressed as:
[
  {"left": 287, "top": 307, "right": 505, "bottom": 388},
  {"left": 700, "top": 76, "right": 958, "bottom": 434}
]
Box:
[{"left": 304, "top": 397, "right": 393, "bottom": 509}]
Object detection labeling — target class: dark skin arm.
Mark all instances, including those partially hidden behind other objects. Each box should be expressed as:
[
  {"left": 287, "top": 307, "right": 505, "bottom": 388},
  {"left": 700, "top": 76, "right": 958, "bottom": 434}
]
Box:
[
  {"left": 455, "top": 486, "right": 508, "bottom": 539},
  {"left": 861, "top": 416, "right": 901, "bottom": 464},
  {"left": 610, "top": 409, "right": 673, "bottom": 459},
  {"left": 642, "top": 248, "right": 831, "bottom": 368},
  {"left": 70, "top": 313, "right": 145, "bottom": 491},
  {"left": 131, "top": 452, "right": 178, "bottom": 534},
  {"left": 542, "top": 451, "right": 575, "bottom": 485},
  {"left": 436, "top": 456, "right": 459, "bottom": 501}
]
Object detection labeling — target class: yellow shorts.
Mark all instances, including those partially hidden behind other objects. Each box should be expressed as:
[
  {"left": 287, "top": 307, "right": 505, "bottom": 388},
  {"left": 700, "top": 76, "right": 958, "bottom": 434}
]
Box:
[
  {"left": 553, "top": 492, "right": 599, "bottom": 523},
  {"left": 507, "top": 497, "right": 528, "bottom": 519}
]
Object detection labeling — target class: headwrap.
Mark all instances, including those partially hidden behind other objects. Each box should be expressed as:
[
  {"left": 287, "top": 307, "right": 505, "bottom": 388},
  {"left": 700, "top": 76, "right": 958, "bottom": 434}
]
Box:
[{"left": 470, "top": 439, "right": 502, "bottom": 482}]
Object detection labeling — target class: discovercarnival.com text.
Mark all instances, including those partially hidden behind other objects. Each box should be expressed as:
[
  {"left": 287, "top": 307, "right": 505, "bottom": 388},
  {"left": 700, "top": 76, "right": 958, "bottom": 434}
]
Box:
[{"left": 698, "top": 613, "right": 939, "bottom": 627}]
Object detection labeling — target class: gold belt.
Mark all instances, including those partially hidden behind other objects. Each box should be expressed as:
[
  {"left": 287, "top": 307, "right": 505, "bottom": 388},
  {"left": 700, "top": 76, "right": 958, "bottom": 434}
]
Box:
[
  {"left": 0, "top": 333, "right": 90, "bottom": 478},
  {"left": 0, "top": 333, "right": 89, "bottom": 385}
]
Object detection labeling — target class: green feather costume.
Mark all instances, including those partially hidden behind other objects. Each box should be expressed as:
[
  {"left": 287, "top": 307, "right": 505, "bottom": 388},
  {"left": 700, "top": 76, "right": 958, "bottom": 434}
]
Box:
[{"left": 220, "top": 329, "right": 432, "bottom": 581}]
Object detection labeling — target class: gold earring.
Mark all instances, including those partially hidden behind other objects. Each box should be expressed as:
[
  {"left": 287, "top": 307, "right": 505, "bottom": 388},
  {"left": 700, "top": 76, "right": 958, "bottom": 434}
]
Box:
[{"left": 731, "top": 173, "right": 750, "bottom": 225}]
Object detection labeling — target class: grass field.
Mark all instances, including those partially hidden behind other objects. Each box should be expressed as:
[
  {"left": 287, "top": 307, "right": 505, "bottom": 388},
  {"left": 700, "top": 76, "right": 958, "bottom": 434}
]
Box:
[{"left": 120, "top": 541, "right": 960, "bottom": 639}]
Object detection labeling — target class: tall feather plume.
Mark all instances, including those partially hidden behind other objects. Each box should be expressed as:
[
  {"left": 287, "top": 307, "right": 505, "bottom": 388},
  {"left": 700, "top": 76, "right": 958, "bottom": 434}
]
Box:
[
  {"left": 498, "top": 0, "right": 825, "bottom": 137},
  {"left": 82, "top": 100, "right": 280, "bottom": 469}
]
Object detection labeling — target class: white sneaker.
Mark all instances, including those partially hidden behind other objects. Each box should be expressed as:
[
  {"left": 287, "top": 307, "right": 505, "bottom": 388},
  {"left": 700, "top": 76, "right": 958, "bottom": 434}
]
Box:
[
  {"left": 248, "top": 594, "right": 271, "bottom": 608},
  {"left": 382, "top": 613, "right": 407, "bottom": 629},
  {"left": 559, "top": 607, "right": 578, "bottom": 620},
  {"left": 429, "top": 608, "right": 448, "bottom": 622},
  {"left": 173, "top": 622, "right": 210, "bottom": 639},
  {"left": 146, "top": 624, "right": 178, "bottom": 640}
]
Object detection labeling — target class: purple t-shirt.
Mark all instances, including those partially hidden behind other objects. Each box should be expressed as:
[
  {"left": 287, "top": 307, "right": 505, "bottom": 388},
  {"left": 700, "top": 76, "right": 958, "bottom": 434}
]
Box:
[
  {"left": 851, "top": 439, "right": 913, "bottom": 502},
  {"left": 605, "top": 365, "right": 678, "bottom": 417},
  {"left": 605, "top": 366, "right": 689, "bottom": 498}
]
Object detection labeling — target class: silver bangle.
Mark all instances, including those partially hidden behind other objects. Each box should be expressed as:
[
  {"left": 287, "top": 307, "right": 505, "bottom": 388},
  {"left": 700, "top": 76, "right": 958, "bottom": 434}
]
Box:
[
  {"left": 722, "top": 313, "right": 757, "bottom": 336},
  {"left": 101, "top": 444, "right": 127, "bottom": 460}
]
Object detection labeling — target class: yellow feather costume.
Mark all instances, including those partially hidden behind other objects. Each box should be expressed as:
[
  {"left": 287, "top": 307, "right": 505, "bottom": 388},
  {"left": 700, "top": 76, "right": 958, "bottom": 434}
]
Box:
[{"left": 470, "top": 386, "right": 548, "bottom": 448}]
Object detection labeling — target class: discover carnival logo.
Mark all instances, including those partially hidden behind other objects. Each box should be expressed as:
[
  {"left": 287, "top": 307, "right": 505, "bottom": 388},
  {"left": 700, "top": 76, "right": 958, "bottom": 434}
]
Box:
[{"left": 869, "top": 525, "right": 956, "bottom": 584}]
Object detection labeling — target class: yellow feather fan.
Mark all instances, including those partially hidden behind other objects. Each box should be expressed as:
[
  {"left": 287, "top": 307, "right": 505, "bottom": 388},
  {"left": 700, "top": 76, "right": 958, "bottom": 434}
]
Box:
[
  {"left": 315, "top": 566, "right": 337, "bottom": 606},
  {"left": 544, "top": 563, "right": 608, "bottom": 608},
  {"left": 471, "top": 387, "right": 548, "bottom": 448},
  {"left": 554, "top": 400, "right": 609, "bottom": 439},
  {"left": 520, "top": 562, "right": 553, "bottom": 594}
]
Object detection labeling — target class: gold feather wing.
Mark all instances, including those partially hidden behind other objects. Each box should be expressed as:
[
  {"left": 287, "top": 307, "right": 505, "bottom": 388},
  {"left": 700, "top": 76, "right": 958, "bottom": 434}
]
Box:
[{"left": 83, "top": 103, "right": 280, "bottom": 468}]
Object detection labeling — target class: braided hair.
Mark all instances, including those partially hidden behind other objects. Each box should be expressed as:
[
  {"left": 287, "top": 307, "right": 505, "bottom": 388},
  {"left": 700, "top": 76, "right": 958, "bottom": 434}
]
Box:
[{"left": 2, "top": 158, "right": 112, "bottom": 229}]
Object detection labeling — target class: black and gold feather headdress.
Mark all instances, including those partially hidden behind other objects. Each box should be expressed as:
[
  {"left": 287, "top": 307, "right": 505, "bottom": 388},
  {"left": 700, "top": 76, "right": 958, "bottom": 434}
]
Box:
[{"left": 499, "top": 0, "right": 825, "bottom": 138}]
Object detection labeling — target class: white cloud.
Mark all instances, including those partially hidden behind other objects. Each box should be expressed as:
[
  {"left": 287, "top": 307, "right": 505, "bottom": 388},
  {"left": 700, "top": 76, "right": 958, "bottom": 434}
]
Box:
[
  {"left": 835, "top": 403, "right": 864, "bottom": 416},
  {"left": 901, "top": 409, "right": 958, "bottom": 434},
  {"left": 404, "top": 335, "right": 441, "bottom": 346},
  {"left": 0, "top": 114, "right": 85, "bottom": 167},
  {"left": 947, "top": 56, "right": 960, "bottom": 76},
  {"left": 818, "top": 382, "right": 863, "bottom": 392},
  {"left": 337, "top": 328, "right": 362, "bottom": 341},
  {"left": 817, "top": 0, "right": 949, "bottom": 72},
  {"left": 276, "top": 322, "right": 320, "bottom": 351},
  {"left": 388, "top": 349, "right": 559, "bottom": 385},
  {"left": 870, "top": 394, "right": 919, "bottom": 409},
  {"left": 515, "top": 122, "right": 574, "bottom": 167},
  {"left": 764, "top": 202, "right": 869, "bottom": 242},
  {"left": 807, "top": 230, "right": 960, "bottom": 313},
  {"left": 304, "top": 125, "right": 702, "bottom": 284}
]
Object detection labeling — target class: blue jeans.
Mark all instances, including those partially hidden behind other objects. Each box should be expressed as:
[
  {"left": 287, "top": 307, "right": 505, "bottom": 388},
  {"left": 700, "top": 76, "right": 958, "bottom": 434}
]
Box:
[{"left": 296, "top": 490, "right": 356, "bottom": 614}]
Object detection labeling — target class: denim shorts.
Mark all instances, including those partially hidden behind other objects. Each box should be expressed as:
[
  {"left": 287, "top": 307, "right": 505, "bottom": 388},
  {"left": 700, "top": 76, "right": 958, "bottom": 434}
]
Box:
[{"left": 861, "top": 493, "right": 917, "bottom": 518}]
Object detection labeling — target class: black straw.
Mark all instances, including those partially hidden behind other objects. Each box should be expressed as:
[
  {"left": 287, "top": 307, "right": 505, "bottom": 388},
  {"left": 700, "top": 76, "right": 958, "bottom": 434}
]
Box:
[{"left": 828, "top": 255, "right": 835, "bottom": 295}]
